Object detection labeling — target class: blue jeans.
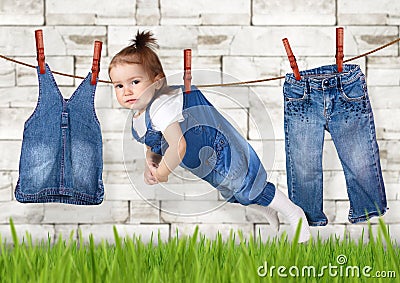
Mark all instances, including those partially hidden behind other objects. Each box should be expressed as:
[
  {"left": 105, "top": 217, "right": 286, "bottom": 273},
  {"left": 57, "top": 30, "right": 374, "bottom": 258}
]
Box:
[{"left": 283, "top": 64, "right": 387, "bottom": 226}]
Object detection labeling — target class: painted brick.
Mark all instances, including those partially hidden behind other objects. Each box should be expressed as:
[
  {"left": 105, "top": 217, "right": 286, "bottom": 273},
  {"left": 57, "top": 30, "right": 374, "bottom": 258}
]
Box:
[
  {"left": 153, "top": 183, "right": 219, "bottom": 201},
  {"left": 46, "top": 0, "right": 136, "bottom": 25},
  {"left": 136, "top": 0, "right": 160, "bottom": 25},
  {"left": 254, "top": 224, "right": 290, "bottom": 242},
  {"left": 0, "top": 26, "right": 107, "bottom": 57},
  {"left": 54, "top": 225, "right": 79, "bottom": 241},
  {"left": 369, "top": 224, "right": 400, "bottom": 243},
  {"left": 253, "top": 0, "right": 336, "bottom": 26},
  {"left": 323, "top": 172, "right": 348, "bottom": 200},
  {"left": 230, "top": 26, "right": 397, "bottom": 57},
  {"left": 78, "top": 224, "right": 170, "bottom": 244},
  {"left": 0, "top": 108, "right": 32, "bottom": 140},
  {"left": 130, "top": 200, "right": 160, "bottom": 223},
  {"left": 369, "top": 86, "right": 400, "bottom": 109},
  {"left": 385, "top": 184, "right": 399, "bottom": 201},
  {"left": 171, "top": 223, "right": 253, "bottom": 243},
  {"left": 0, "top": 202, "right": 44, "bottom": 224},
  {"left": 338, "top": 0, "right": 400, "bottom": 25},
  {"left": 308, "top": 225, "right": 347, "bottom": 241},
  {"left": 42, "top": 201, "right": 129, "bottom": 224},
  {"left": 171, "top": 223, "right": 253, "bottom": 244},
  {"left": 374, "top": 110, "right": 400, "bottom": 140},
  {"left": 103, "top": 136, "right": 143, "bottom": 165},
  {"left": 161, "top": 201, "right": 247, "bottom": 223},
  {"left": 345, "top": 224, "right": 370, "bottom": 243},
  {"left": 384, "top": 201, "right": 400, "bottom": 223},
  {"left": 0, "top": 0, "right": 44, "bottom": 25},
  {"left": 346, "top": 27, "right": 399, "bottom": 57},
  {"left": 197, "top": 27, "right": 242, "bottom": 56},
  {"left": 96, "top": 108, "right": 131, "bottom": 133},
  {"left": 104, "top": 183, "right": 156, "bottom": 201},
  {"left": 74, "top": 56, "right": 111, "bottom": 82},
  {"left": 0, "top": 141, "right": 21, "bottom": 171},
  {"left": 335, "top": 201, "right": 352, "bottom": 224},
  {"left": 223, "top": 57, "right": 282, "bottom": 86},
  {"left": 0, "top": 224, "right": 55, "bottom": 244},
  {"left": 160, "top": 56, "right": 222, "bottom": 86},
  {"left": 55, "top": 27, "right": 107, "bottom": 56},
  {"left": 108, "top": 26, "right": 198, "bottom": 58},
  {"left": 0, "top": 172, "right": 12, "bottom": 201},
  {"left": 367, "top": 57, "right": 400, "bottom": 86},
  {"left": 160, "top": 0, "right": 250, "bottom": 25},
  {"left": 16, "top": 56, "right": 74, "bottom": 86},
  {"left": 0, "top": 60, "right": 15, "bottom": 88},
  {"left": 379, "top": 141, "right": 400, "bottom": 170},
  {"left": 0, "top": 27, "right": 65, "bottom": 56},
  {"left": 3, "top": 87, "right": 39, "bottom": 108}
]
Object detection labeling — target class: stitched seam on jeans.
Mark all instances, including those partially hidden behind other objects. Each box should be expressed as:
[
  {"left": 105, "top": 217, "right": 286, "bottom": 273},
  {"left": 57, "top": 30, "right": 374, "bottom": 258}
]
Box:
[
  {"left": 367, "top": 109, "right": 386, "bottom": 207},
  {"left": 339, "top": 80, "right": 367, "bottom": 102},
  {"left": 284, "top": 117, "right": 296, "bottom": 200}
]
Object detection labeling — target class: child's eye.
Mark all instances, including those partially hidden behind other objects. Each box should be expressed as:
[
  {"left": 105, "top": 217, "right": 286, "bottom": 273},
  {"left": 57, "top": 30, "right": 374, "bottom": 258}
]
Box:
[
  {"left": 115, "top": 84, "right": 123, "bottom": 89},
  {"left": 132, "top": 80, "right": 140, "bottom": 85}
]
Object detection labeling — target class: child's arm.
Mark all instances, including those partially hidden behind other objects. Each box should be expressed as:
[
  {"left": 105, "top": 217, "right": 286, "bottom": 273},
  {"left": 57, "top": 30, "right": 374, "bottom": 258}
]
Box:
[
  {"left": 144, "top": 146, "right": 162, "bottom": 185},
  {"left": 150, "top": 121, "right": 186, "bottom": 182}
]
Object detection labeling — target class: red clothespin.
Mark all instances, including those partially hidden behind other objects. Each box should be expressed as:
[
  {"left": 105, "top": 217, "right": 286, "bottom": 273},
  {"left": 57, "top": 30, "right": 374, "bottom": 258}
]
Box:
[
  {"left": 35, "top": 30, "right": 46, "bottom": 74},
  {"left": 91, "top": 41, "right": 102, "bottom": 85},
  {"left": 336, "top": 27, "right": 344, "bottom": 73},
  {"left": 282, "top": 38, "right": 301, "bottom": 81},
  {"left": 183, "top": 49, "right": 192, "bottom": 93}
]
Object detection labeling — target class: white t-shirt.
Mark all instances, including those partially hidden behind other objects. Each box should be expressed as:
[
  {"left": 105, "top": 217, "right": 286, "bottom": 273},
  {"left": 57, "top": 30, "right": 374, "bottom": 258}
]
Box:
[{"left": 132, "top": 88, "right": 184, "bottom": 137}]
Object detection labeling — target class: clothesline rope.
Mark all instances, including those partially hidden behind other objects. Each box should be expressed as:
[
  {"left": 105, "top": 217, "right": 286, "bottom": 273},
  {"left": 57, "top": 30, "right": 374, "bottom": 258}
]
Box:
[{"left": 1, "top": 37, "right": 400, "bottom": 88}]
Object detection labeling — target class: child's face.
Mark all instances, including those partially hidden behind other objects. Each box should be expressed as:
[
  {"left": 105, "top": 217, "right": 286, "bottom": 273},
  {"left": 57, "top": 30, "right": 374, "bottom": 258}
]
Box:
[{"left": 109, "top": 63, "right": 158, "bottom": 111}]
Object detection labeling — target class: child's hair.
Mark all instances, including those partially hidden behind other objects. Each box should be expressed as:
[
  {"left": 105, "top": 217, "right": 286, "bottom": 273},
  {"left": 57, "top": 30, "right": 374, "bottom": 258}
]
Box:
[{"left": 108, "top": 30, "right": 166, "bottom": 81}]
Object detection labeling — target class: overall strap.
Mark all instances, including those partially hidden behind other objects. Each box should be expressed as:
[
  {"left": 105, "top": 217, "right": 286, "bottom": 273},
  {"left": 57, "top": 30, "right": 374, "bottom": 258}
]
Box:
[
  {"left": 37, "top": 64, "right": 64, "bottom": 108},
  {"left": 144, "top": 94, "right": 161, "bottom": 130}
]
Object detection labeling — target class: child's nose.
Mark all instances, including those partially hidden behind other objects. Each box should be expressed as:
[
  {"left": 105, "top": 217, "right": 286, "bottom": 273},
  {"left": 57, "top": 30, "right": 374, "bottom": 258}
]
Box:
[{"left": 124, "top": 86, "right": 133, "bottom": 96}]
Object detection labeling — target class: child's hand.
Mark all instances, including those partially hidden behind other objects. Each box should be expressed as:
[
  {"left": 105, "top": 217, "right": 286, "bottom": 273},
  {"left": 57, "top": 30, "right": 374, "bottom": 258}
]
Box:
[
  {"left": 144, "top": 162, "right": 159, "bottom": 185},
  {"left": 149, "top": 165, "right": 168, "bottom": 183}
]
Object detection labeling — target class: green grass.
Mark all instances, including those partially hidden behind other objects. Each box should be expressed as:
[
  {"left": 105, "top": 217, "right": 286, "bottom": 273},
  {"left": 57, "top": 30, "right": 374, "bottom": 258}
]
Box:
[{"left": 0, "top": 219, "right": 399, "bottom": 283}]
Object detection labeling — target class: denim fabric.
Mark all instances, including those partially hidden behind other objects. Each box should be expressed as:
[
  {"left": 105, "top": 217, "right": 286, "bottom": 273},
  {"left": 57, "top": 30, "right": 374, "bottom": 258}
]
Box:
[
  {"left": 15, "top": 64, "right": 104, "bottom": 205},
  {"left": 283, "top": 64, "right": 387, "bottom": 226},
  {"left": 131, "top": 86, "right": 276, "bottom": 206}
]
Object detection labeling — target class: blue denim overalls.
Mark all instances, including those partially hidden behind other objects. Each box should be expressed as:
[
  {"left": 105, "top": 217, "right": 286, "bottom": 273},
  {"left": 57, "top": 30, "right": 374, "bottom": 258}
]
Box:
[
  {"left": 15, "top": 64, "right": 104, "bottom": 205},
  {"left": 131, "top": 86, "right": 276, "bottom": 206}
]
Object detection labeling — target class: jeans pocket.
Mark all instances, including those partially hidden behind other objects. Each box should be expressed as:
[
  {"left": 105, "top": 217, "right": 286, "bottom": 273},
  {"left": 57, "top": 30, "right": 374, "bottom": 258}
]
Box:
[
  {"left": 339, "top": 75, "right": 367, "bottom": 101},
  {"left": 283, "top": 82, "right": 307, "bottom": 101},
  {"left": 208, "top": 130, "right": 231, "bottom": 179}
]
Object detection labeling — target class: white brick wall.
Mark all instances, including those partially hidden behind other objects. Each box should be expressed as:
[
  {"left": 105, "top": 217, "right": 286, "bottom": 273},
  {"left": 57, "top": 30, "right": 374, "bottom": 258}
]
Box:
[{"left": 0, "top": 0, "right": 399, "bottom": 243}]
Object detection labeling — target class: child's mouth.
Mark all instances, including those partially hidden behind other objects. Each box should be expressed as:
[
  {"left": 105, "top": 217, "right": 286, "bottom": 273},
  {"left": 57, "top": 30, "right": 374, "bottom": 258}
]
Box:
[{"left": 126, "top": 99, "right": 137, "bottom": 104}]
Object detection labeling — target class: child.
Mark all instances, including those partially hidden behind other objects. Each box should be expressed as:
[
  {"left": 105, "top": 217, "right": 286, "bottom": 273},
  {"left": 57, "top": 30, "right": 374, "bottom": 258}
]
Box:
[{"left": 109, "top": 30, "right": 311, "bottom": 242}]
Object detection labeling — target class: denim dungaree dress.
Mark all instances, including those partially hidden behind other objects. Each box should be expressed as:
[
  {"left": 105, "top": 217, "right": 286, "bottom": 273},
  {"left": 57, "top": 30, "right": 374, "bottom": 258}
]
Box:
[
  {"left": 15, "top": 64, "right": 104, "bottom": 205},
  {"left": 132, "top": 86, "right": 276, "bottom": 206}
]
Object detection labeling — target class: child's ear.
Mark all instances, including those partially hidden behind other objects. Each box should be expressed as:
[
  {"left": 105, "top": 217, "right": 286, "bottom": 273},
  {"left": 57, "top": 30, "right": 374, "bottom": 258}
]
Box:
[{"left": 154, "top": 74, "right": 165, "bottom": 90}]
